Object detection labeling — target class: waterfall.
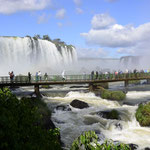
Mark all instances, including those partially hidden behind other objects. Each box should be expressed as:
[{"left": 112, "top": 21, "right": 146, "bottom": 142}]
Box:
[{"left": 0, "top": 36, "right": 77, "bottom": 75}]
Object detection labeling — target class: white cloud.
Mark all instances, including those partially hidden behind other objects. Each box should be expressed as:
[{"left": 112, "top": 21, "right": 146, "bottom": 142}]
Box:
[
  {"left": 77, "top": 47, "right": 108, "bottom": 58},
  {"left": 117, "top": 48, "right": 135, "bottom": 55},
  {"left": 91, "top": 13, "right": 115, "bottom": 29},
  {"left": 37, "top": 13, "right": 51, "bottom": 24},
  {"left": 56, "top": 8, "right": 66, "bottom": 19},
  {"left": 76, "top": 8, "right": 83, "bottom": 14},
  {"left": 0, "top": 0, "right": 51, "bottom": 14},
  {"left": 57, "top": 22, "right": 63, "bottom": 27},
  {"left": 73, "top": 0, "right": 82, "bottom": 6},
  {"left": 81, "top": 13, "right": 150, "bottom": 50}
]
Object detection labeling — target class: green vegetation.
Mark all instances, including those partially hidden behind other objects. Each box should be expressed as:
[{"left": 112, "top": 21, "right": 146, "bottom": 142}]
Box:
[
  {"left": 135, "top": 102, "right": 150, "bottom": 126},
  {"left": 71, "top": 131, "right": 131, "bottom": 150},
  {"left": 98, "top": 87, "right": 126, "bottom": 101},
  {"left": 106, "top": 109, "right": 119, "bottom": 120},
  {"left": 41, "top": 85, "right": 51, "bottom": 89},
  {"left": 32, "top": 34, "right": 75, "bottom": 53},
  {"left": 128, "top": 80, "right": 140, "bottom": 85},
  {"left": 0, "top": 88, "right": 61, "bottom": 150}
]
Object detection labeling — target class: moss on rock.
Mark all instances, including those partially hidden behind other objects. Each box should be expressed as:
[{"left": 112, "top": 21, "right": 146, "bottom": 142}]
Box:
[
  {"left": 136, "top": 102, "right": 150, "bottom": 126},
  {"left": 98, "top": 87, "right": 126, "bottom": 101}
]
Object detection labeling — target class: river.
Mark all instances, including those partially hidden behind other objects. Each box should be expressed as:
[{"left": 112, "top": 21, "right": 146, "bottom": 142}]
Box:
[{"left": 13, "top": 82, "right": 150, "bottom": 150}]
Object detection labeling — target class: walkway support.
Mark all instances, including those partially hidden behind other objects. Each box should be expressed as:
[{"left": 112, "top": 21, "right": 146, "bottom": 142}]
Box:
[
  {"left": 125, "top": 80, "right": 129, "bottom": 87},
  {"left": 147, "top": 79, "right": 150, "bottom": 84},
  {"left": 34, "top": 85, "right": 41, "bottom": 97}
]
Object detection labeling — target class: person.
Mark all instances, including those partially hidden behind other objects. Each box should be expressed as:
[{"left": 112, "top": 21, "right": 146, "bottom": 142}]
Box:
[
  {"left": 91, "top": 71, "right": 94, "bottom": 80},
  {"left": 44, "top": 73, "right": 48, "bottom": 81},
  {"left": 28, "top": 72, "right": 31, "bottom": 83},
  {"left": 62, "top": 70, "right": 65, "bottom": 81},
  {"left": 38, "top": 71, "right": 42, "bottom": 81},
  {"left": 36, "top": 72, "right": 38, "bottom": 82},
  {"left": 9, "top": 71, "right": 14, "bottom": 83},
  {"left": 96, "top": 71, "right": 98, "bottom": 80}
]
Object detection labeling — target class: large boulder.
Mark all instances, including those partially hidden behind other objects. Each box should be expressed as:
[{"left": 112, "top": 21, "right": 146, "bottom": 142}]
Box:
[{"left": 70, "top": 99, "right": 89, "bottom": 109}]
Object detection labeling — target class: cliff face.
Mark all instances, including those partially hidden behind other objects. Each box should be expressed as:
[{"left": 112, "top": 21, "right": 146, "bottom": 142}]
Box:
[{"left": 0, "top": 36, "right": 77, "bottom": 75}]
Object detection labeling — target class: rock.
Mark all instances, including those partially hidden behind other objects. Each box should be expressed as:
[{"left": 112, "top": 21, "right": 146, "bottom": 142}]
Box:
[
  {"left": 97, "top": 109, "right": 120, "bottom": 120},
  {"left": 56, "top": 105, "right": 71, "bottom": 111},
  {"left": 70, "top": 99, "right": 89, "bottom": 109},
  {"left": 115, "top": 123, "right": 123, "bottom": 130},
  {"left": 42, "top": 116, "right": 56, "bottom": 130},
  {"left": 70, "top": 86, "right": 88, "bottom": 88},
  {"left": 128, "top": 143, "right": 138, "bottom": 150}
]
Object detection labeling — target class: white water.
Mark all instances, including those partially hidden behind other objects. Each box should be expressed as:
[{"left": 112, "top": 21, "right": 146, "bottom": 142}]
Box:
[
  {"left": 43, "top": 90, "right": 150, "bottom": 149},
  {"left": 0, "top": 36, "right": 77, "bottom": 75}
]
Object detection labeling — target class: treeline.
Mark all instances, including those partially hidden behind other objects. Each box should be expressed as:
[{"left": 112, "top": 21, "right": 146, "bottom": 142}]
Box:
[{"left": 26, "top": 34, "right": 74, "bottom": 50}]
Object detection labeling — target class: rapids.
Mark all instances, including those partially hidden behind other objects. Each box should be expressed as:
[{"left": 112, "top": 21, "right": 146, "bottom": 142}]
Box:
[{"left": 42, "top": 87, "right": 150, "bottom": 150}]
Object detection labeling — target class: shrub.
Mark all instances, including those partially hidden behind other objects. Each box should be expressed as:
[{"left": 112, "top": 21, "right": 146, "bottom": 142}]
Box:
[
  {"left": 71, "top": 131, "right": 131, "bottom": 150},
  {"left": 108, "top": 109, "right": 119, "bottom": 120},
  {"left": 99, "top": 87, "right": 126, "bottom": 101},
  {"left": 0, "top": 88, "right": 61, "bottom": 150},
  {"left": 136, "top": 102, "right": 150, "bottom": 126},
  {"left": 111, "top": 91, "right": 126, "bottom": 100}
]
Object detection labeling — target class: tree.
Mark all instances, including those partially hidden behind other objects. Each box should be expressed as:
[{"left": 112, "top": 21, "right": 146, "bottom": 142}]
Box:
[
  {"left": 0, "top": 88, "right": 61, "bottom": 150},
  {"left": 43, "top": 35, "right": 52, "bottom": 41}
]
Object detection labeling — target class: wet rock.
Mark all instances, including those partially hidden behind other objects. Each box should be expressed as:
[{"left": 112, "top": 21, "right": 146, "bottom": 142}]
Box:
[
  {"left": 94, "top": 130, "right": 105, "bottom": 141},
  {"left": 97, "top": 109, "right": 120, "bottom": 120},
  {"left": 123, "top": 102, "right": 136, "bottom": 106},
  {"left": 128, "top": 143, "right": 138, "bottom": 150},
  {"left": 53, "top": 119, "right": 65, "bottom": 124},
  {"left": 70, "top": 86, "right": 88, "bottom": 88},
  {"left": 70, "top": 99, "right": 89, "bottom": 109},
  {"left": 115, "top": 123, "right": 123, "bottom": 130},
  {"left": 42, "top": 116, "right": 56, "bottom": 130},
  {"left": 56, "top": 105, "right": 71, "bottom": 111}
]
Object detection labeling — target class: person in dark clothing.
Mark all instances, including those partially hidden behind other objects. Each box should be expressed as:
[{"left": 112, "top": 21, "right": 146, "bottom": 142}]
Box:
[
  {"left": 28, "top": 72, "right": 31, "bottom": 83},
  {"left": 96, "top": 71, "right": 98, "bottom": 79},
  {"left": 91, "top": 71, "right": 94, "bottom": 80},
  {"left": 9, "top": 71, "right": 14, "bottom": 83}
]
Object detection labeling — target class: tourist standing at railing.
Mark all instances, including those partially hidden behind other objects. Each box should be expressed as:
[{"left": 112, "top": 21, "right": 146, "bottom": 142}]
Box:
[
  {"left": 96, "top": 71, "right": 98, "bottom": 80},
  {"left": 91, "top": 71, "right": 94, "bottom": 80},
  {"left": 38, "top": 71, "right": 42, "bottom": 81},
  {"left": 62, "top": 70, "right": 65, "bottom": 81},
  {"left": 28, "top": 72, "right": 31, "bottom": 83},
  {"left": 44, "top": 73, "right": 48, "bottom": 81},
  {"left": 9, "top": 71, "right": 14, "bottom": 83},
  {"left": 36, "top": 72, "right": 38, "bottom": 82}
]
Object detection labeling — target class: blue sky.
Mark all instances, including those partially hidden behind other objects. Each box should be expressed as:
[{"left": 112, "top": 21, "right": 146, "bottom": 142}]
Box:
[{"left": 0, "top": 0, "right": 150, "bottom": 58}]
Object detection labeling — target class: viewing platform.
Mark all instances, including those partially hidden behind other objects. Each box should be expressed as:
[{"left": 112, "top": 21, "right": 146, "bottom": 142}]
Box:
[{"left": 0, "top": 72, "right": 150, "bottom": 96}]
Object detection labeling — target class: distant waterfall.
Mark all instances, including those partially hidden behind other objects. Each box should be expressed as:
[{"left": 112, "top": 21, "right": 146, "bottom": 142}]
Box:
[{"left": 0, "top": 36, "right": 77, "bottom": 75}]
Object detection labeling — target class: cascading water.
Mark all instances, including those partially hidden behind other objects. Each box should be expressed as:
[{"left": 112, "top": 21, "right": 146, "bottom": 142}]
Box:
[
  {"left": 42, "top": 89, "right": 150, "bottom": 150},
  {"left": 0, "top": 36, "right": 77, "bottom": 75}
]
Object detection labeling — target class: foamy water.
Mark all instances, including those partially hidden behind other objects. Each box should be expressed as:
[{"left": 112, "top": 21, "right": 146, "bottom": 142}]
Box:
[{"left": 43, "top": 90, "right": 150, "bottom": 149}]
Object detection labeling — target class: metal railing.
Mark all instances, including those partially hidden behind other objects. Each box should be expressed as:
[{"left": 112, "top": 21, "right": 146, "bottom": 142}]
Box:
[{"left": 0, "top": 72, "right": 150, "bottom": 84}]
